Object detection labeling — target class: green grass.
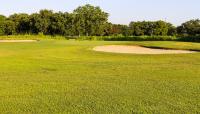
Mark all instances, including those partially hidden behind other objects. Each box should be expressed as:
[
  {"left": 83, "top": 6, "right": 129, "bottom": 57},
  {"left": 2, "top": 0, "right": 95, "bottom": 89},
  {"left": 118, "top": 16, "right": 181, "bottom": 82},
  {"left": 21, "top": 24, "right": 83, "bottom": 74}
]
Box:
[
  {"left": 0, "top": 35, "right": 67, "bottom": 40},
  {"left": 0, "top": 40, "right": 199, "bottom": 114},
  {"left": 75, "top": 36, "right": 177, "bottom": 41},
  {"left": 129, "top": 41, "right": 200, "bottom": 51}
]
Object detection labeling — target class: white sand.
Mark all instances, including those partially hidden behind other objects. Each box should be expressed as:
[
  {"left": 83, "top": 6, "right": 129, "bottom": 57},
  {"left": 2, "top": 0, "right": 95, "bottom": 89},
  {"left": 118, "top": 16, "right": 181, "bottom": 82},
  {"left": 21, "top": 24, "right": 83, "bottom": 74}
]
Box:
[
  {"left": 0, "top": 40, "right": 37, "bottom": 43},
  {"left": 93, "top": 45, "right": 196, "bottom": 54}
]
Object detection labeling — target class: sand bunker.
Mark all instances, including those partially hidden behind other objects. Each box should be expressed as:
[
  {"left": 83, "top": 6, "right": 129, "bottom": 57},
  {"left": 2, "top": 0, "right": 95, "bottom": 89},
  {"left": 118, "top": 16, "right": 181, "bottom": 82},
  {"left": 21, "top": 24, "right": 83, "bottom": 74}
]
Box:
[
  {"left": 0, "top": 40, "right": 37, "bottom": 43},
  {"left": 93, "top": 45, "right": 196, "bottom": 54}
]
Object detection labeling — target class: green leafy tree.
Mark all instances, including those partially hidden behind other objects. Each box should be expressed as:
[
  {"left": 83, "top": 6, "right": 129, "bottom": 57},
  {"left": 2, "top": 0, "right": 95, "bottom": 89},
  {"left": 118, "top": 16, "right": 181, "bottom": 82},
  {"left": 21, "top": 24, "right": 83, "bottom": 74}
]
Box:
[
  {"left": 73, "top": 4, "right": 109, "bottom": 36},
  {"left": 62, "top": 13, "right": 74, "bottom": 36},
  {"left": 129, "top": 20, "right": 174, "bottom": 36},
  {"left": 48, "top": 12, "right": 66, "bottom": 35},
  {"left": 9, "top": 13, "right": 30, "bottom": 34},
  {"left": 177, "top": 19, "right": 200, "bottom": 36},
  {"left": 129, "top": 22, "right": 145, "bottom": 36},
  {"left": 29, "top": 10, "right": 53, "bottom": 34},
  {"left": 167, "top": 23, "right": 177, "bottom": 36},
  {"left": 0, "top": 4, "right": 199, "bottom": 37},
  {"left": 0, "top": 15, "right": 6, "bottom": 35},
  {"left": 3, "top": 20, "right": 16, "bottom": 35},
  {"left": 153, "top": 20, "right": 168, "bottom": 36},
  {"left": 109, "top": 24, "right": 131, "bottom": 36},
  {"left": 29, "top": 13, "right": 40, "bottom": 34},
  {"left": 102, "top": 22, "right": 112, "bottom": 36}
]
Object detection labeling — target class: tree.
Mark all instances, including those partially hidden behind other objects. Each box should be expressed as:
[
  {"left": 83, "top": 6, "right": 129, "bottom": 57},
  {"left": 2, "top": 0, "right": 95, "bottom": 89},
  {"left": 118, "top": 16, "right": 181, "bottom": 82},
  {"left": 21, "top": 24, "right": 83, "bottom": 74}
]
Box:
[
  {"left": 39, "top": 9, "right": 53, "bottom": 34},
  {"left": 102, "top": 22, "right": 112, "bottom": 36},
  {"left": 110, "top": 24, "right": 123, "bottom": 35},
  {"left": 48, "top": 12, "right": 74, "bottom": 36},
  {"left": 3, "top": 20, "right": 16, "bottom": 35},
  {"left": 9, "top": 13, "right": 30, "bottom": 34},
  {"left": 29, "top": 10, "right": 53, "bottom": 34},
  {"left": 109, "top": 24, "right": 131, "bottom": 36},
  {"left": 177, "top": 19, "right": 200, "bottom": 36},
  {"left": 29, "top": 13, "right": 40, "bottom": 34},
  {"left": 73, "top": 4, "right": 109, "bottom": 36},
  {"left": 63, "top": 13, "right": 74, "bottom": 36},
  {"left": 48, "top": 12, "right": 66, "bottom": 35},
  {"left": 153, "top": 20, "right": 168, "bottom": 36},
  {"left": 129, "top": 21, "right": 145, "bottom": 36},
  {"left": 0, "top": 4, "right": 199, "bottom": 37},
  {"left": 167, "top": 23, "right": 177, "bottom": 36},
  {"left": 0, "top": 15, "right": 6, "bottom": 35},
  {"left": 129, "top": 20, "right": 175, "bottom": 36}
]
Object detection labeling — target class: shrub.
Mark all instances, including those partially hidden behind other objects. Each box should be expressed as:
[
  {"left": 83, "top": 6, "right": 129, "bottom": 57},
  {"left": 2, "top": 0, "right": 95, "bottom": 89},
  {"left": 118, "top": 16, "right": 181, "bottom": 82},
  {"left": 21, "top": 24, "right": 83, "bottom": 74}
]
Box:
[
  {"left": 178, "top": 36, "right": 200, "bottom": 42},
  {"left": 75, "top": 36, "right": 177, "bottom": 41}
]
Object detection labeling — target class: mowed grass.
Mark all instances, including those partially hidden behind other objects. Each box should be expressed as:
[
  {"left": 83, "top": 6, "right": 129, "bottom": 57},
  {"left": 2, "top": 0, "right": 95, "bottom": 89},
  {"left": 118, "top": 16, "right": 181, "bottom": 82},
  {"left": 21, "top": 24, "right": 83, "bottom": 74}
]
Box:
[{"left": 0, "top": 40, "right": 199, "bottom": 114}]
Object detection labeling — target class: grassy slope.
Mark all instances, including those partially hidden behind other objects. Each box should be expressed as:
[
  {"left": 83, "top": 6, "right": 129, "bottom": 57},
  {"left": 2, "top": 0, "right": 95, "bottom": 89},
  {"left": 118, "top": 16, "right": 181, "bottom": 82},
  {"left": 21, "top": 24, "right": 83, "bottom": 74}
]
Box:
[
  {"left": 134, "top": 41, "right": 200, "bottom": 51},
  {"left": 0, "top": 40, "right": 199, "bottom": 114}
]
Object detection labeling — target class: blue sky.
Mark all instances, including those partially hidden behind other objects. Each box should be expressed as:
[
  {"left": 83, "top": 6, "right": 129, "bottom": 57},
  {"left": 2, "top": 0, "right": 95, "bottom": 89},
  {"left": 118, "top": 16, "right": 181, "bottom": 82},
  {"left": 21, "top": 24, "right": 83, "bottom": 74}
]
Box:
[{"left": 0, "top": 0, "right": 199, "bottom": 26}]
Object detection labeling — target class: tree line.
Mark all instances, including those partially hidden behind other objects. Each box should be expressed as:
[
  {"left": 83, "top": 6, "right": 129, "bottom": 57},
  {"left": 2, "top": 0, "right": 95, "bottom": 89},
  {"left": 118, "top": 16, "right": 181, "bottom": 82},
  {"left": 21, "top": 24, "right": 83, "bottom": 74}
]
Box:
[{"left": 0, "top": 4, "right": 199, "bottom": 37}]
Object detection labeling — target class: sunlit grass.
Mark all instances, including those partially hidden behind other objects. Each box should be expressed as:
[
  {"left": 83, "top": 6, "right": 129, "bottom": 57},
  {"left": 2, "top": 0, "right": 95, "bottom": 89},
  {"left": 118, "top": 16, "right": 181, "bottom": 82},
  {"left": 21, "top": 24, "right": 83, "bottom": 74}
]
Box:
[{"left": 0, "top": 40, "right": 199, "bottom": 113}]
